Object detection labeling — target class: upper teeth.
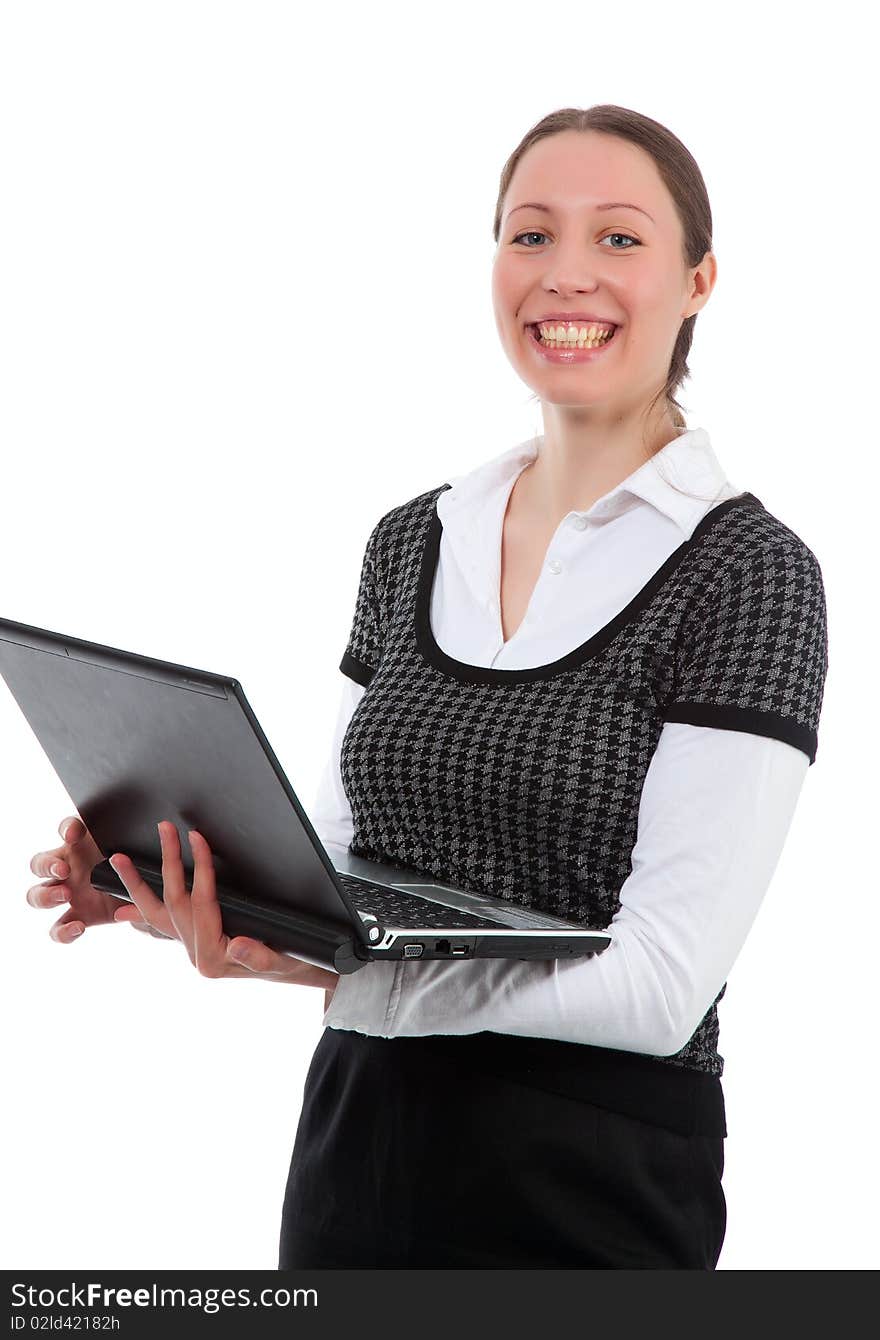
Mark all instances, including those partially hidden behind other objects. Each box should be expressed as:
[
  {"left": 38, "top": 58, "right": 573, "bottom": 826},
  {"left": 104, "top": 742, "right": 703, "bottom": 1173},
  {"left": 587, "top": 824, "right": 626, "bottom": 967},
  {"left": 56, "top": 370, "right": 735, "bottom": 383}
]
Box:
[{"left": 536, "top": 322, "right": 615, "bottom": 340}]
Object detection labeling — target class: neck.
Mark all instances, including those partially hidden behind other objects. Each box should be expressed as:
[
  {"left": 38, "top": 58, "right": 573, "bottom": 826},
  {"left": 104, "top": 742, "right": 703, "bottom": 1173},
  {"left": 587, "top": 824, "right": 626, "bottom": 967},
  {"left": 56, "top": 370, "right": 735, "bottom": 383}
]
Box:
[{"left": 524, "top": 402, "right": 682, "bottom": 518}]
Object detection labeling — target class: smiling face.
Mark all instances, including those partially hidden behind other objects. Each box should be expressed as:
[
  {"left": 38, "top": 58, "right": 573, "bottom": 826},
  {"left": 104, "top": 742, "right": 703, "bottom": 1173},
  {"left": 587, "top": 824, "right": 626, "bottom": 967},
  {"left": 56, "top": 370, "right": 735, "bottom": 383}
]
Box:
[{"left": 492, "top": 129, "right": 715, "bottom": 422}]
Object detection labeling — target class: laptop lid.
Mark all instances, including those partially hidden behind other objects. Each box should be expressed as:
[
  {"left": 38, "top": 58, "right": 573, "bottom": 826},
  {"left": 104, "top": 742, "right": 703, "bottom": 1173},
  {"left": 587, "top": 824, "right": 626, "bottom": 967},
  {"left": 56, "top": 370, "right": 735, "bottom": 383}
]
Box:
[{"left": 0, "top": 614, "right": 371, "bottom": 971}]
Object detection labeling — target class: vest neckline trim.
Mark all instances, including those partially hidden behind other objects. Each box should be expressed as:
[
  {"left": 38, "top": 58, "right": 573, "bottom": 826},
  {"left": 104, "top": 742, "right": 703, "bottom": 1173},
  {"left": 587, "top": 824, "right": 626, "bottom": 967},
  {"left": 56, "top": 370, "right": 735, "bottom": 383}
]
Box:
[{"left": 414, "top": 488, "right": 762, "bottom": 685}]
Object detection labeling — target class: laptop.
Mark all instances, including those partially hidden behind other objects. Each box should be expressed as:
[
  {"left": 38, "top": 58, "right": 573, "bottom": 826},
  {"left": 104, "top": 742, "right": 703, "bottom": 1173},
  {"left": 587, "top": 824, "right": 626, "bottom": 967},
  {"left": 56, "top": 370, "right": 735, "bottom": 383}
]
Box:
[{"left": 0, "top": 616, "right": 611, "bottom": 974}]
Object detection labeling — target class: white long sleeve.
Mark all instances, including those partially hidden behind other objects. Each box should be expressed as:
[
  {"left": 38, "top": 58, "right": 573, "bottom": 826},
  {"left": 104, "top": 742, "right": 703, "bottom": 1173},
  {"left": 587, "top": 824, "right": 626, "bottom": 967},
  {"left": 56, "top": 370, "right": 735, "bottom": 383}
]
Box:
[
  {"left": 314, "top": 426, "right": 818, "bottom": 1055},
  {"left": 316, "top": 680, "right": 808, "bottom": 1053}
]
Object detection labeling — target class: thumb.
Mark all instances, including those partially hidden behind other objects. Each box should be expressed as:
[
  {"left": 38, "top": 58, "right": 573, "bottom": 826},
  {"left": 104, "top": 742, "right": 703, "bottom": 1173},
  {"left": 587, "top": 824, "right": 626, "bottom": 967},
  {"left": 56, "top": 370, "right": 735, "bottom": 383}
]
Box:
[
  {"left": 227, "top": 938, "right": 284, "bottom": 972},
  {"left": 228, "top": 938, "right": 259, "bottom": 965},
  {"left": 113, "top": 903, "right": 144, "bottom": 922}
]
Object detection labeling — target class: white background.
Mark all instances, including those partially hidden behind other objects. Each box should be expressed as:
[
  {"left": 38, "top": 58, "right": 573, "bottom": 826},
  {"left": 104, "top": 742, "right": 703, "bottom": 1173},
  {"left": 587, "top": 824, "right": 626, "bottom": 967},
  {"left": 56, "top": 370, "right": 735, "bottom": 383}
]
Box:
[{"left": 0, "top": 0, "right": 874, "bottom": 1271}]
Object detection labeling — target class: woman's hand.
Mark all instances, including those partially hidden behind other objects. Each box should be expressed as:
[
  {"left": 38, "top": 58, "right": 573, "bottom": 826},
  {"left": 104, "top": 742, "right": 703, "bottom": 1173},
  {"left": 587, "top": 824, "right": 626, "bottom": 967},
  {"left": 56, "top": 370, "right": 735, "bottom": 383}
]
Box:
[
  {"left": 27, "top": 815, "right": 161, "bottom": 943},
  {"left": 109, "top": 821, "right": 340, "bottom": 994}
]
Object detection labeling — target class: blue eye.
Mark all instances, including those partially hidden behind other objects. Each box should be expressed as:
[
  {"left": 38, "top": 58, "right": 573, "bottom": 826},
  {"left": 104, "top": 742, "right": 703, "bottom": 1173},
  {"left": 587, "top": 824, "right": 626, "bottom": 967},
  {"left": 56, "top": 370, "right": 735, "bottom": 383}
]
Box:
[{"left": 511, "top": 230, "right": 640, "bottom": 250}]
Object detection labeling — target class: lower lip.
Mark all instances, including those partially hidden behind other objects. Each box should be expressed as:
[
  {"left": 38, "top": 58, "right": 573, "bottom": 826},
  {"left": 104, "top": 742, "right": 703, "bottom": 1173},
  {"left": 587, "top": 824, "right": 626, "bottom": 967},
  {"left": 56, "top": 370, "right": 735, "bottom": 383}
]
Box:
[{"left": 525, "top": 323, "right": 621, "bottom": 363}]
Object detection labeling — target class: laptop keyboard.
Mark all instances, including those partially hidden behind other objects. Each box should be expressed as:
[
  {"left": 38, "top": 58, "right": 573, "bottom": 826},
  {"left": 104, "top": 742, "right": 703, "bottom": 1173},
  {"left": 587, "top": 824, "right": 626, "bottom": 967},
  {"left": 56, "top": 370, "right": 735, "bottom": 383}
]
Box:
[{"left": 335, "top": 872, "right": 511, "bottom": 930}]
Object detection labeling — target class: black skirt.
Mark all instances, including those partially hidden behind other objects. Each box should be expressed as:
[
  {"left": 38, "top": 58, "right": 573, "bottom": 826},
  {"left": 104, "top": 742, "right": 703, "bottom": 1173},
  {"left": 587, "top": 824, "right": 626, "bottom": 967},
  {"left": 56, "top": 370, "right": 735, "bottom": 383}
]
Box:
[{"left": 279, "top": 1026, "right": 727, "bottom": 1270}]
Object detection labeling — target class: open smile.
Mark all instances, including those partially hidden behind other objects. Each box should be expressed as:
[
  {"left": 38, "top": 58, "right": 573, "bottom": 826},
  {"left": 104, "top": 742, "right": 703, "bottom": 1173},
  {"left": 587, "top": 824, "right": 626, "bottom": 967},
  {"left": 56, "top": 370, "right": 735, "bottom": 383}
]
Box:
[{"left": 525, "top": 322, "right": 622, "bottom": 364}]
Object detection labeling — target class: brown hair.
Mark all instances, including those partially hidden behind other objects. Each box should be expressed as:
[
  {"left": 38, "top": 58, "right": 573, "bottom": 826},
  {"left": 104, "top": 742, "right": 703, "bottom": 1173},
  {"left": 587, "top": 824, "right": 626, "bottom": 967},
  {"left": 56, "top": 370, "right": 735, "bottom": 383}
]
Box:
[{"left": 493, "top": 104, "right": 716, "bottom": 485}]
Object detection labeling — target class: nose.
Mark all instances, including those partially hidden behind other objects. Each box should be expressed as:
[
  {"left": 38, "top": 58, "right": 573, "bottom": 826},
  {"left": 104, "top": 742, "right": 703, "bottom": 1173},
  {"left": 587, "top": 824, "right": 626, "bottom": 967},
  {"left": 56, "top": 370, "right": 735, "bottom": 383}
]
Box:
[{"left": 538, "top": 241, "right": 607, "bottom": 296}]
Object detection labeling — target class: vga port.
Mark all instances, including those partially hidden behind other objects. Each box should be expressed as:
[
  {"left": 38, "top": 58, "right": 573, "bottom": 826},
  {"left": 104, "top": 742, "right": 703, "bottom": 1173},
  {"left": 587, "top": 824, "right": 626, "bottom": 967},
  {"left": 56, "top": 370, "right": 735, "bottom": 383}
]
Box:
[{"left": 403, "top": 943, "right": 424, "bottom": 958}]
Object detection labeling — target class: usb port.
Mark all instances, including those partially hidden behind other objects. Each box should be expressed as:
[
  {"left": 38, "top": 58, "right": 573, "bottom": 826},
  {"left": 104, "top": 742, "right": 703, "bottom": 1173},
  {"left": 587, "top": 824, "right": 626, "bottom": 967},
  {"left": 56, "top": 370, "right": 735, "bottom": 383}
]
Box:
[{"left": 451, "top": 944, "right": 469, "bottom": 956}]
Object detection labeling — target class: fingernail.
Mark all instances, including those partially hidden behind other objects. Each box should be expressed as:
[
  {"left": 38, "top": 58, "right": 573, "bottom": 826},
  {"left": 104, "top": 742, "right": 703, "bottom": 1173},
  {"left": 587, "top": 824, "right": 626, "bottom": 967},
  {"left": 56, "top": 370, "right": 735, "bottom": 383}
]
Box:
[
  {"left": 51, "top": 862, "right": 64, "bottom": 877},
  {"left": 68, "top": 926, "right": 83, "bottom": 939}
]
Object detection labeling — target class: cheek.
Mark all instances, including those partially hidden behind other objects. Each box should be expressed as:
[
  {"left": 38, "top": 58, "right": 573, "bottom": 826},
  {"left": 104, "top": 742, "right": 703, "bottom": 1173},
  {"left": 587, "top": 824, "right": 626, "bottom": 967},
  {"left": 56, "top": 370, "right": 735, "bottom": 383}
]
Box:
[
  {"left": 491, "top": 280, "right": 523, "bottom": 345},
  {"left": 631, "top": 273, "right": 683, "bottom": 320},
  {"left": 491, "top": 255, "right": 522, "bottom": 306}
]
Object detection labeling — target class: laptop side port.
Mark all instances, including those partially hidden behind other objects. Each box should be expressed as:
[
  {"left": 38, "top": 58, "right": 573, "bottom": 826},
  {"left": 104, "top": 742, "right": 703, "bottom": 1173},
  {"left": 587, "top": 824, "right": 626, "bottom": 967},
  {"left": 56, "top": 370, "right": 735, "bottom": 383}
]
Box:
[
  {"left": 403, "top": 943, "right": 424, "bottom": 958},
  {"left": 434, "top": 939, "right": 472, "bottom": 957}
]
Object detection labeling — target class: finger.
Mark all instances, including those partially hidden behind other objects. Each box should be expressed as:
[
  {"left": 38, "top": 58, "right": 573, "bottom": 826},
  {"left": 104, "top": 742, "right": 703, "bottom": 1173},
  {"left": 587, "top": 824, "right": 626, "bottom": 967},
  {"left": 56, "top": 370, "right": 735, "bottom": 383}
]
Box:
[
  {"left": 49, "top": 907, "right": 85, "bottom": 943},
  {"left": 187, "top": 829, "right": 228, "bottom": 976},
  {"left": 112, "top": 902, "right": 149, "bottom": 925},
  {"left": 27, "top": 880, "right": 71, "bottom": 910},
  {"left": 227, "top": 937, "right": 289, "bottom": 973},
  {"left": 227, "top": 937, "right": 322, "bottom": 980},
  {"left": 59, "top": 816, "right": 85, "bottom": 845},
  {"left": 127, "top": 919, "right": 175, "bottom": 941},
  {"left": 30, "top": 849, "right": 69, "bottom": 880},
  {"left": 112, "top": 902, "right": 159, "bottom": 931},
  {"left": 155, "top": 821, "right": 196, "bottom": 955},
  {"left": 28, "top": 817, "right": 85, "bottom": 879},
  {"left": 113, "top": 901, "right": 175, "bottom": 940},
  {"left": 108, "top": 851, "right": 178, "bottom": 941}
]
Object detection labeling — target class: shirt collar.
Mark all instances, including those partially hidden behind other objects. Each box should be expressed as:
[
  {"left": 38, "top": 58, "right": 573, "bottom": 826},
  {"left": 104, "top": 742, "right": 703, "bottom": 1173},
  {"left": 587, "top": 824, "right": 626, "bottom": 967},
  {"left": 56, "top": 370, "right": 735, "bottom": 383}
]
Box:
[{"left": 437, "top": 426, "right": 734, "bottom": 537}]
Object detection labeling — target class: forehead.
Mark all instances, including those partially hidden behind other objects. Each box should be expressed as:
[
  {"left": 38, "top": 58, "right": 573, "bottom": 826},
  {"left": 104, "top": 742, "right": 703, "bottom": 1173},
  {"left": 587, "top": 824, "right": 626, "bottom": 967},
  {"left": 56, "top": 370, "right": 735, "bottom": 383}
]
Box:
[{"left": 505, "top": 130, "right": 671, "bottom": 223}]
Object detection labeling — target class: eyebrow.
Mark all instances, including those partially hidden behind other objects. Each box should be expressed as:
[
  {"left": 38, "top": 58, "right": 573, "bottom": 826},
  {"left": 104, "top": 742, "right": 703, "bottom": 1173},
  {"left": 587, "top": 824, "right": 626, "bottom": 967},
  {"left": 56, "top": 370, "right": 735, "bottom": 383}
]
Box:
[{"left": 507, "top": 201, "right": 655, "bottom": 224}]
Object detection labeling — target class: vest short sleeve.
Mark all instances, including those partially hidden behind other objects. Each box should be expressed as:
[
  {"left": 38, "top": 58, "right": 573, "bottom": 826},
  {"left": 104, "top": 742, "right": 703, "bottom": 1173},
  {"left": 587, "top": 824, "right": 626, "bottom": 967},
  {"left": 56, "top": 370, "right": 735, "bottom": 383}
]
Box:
[
  {"left": 339, "top": 518, "right": 384, "bottom": 687},
  {"left": 664, "top": 539, "right": 828, "bottom": 764}
]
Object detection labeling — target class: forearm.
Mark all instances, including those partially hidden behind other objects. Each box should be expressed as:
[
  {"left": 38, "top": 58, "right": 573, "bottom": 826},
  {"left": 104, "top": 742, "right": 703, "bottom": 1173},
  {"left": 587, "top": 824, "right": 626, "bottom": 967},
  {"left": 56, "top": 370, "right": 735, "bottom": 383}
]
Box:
[{"left": 324, "top": 726, "right": 810, "bottom": 1052}]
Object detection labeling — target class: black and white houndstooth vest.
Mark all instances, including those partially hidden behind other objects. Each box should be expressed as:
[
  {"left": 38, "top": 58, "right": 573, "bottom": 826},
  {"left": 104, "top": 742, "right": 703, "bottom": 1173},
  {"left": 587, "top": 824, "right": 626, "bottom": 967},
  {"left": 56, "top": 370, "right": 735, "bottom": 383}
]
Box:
[{"left": 338, "top": 483, "right": 828, "bottom": 1078}]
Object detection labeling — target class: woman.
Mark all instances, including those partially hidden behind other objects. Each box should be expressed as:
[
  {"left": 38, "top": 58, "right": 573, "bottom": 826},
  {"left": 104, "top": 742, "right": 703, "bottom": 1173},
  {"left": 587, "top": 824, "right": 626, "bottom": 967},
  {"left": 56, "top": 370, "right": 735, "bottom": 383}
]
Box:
[{"left": 26, "top": 105, "right": 828, "bottom": 1269}]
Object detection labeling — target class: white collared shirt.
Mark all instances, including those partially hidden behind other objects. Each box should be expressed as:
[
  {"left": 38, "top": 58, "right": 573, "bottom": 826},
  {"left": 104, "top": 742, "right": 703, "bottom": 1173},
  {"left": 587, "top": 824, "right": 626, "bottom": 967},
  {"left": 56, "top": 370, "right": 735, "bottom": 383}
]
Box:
[{"left": 315, "top": 427, "right": 810, "bottom": 1057}]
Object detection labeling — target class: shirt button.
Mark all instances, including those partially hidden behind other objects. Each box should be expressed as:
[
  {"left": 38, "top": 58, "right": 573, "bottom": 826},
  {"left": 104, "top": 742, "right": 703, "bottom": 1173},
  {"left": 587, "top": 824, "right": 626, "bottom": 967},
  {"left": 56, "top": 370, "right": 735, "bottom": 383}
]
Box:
[
  {"left": 547, "top": 558, "right": 563, "bottom": 574},
  {"left": 572, "top": 515, "right": 589, "bottom": 531}
]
